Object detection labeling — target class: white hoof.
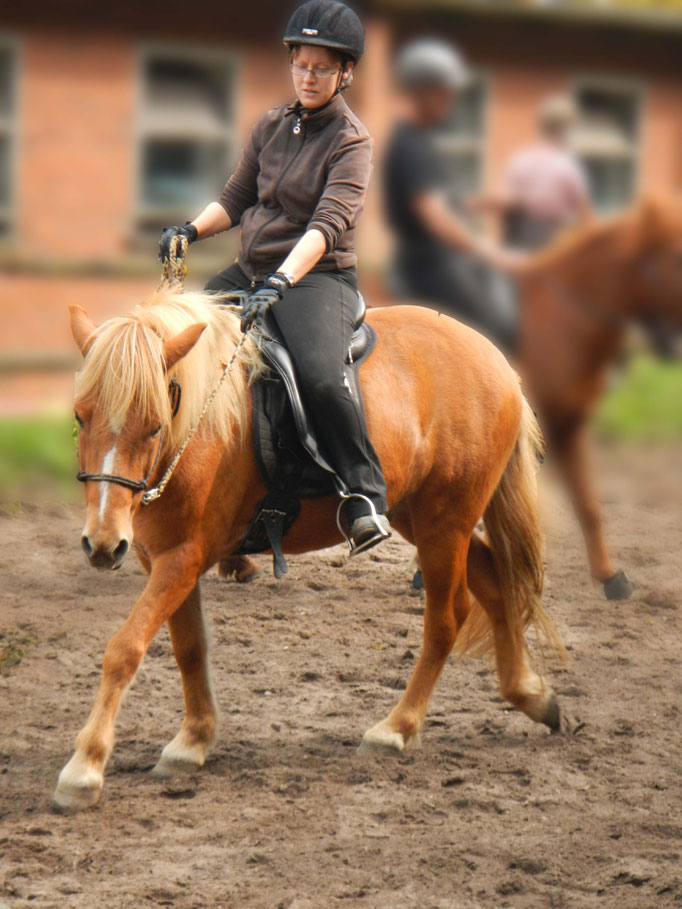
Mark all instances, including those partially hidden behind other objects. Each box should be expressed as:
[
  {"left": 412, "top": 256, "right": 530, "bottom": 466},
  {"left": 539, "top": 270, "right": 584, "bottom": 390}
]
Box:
[
  {"left": 358, "top": 721, "right": 421, "bottom": 755},
  {"left": 52, "top": 753, "right": 103, "bottom": 813},
  {"left": 151, "top": 733, "right": 208, "bottom": 778}
]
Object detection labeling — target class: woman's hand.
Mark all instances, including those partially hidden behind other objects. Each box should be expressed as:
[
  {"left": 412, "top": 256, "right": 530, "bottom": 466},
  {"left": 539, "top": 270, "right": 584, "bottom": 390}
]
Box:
[
  {"left": 158, "top": 224, "right": 198, "bottom": 262},
  {"left": 240, "top": 273, "right": 291, "bottom": 333}
]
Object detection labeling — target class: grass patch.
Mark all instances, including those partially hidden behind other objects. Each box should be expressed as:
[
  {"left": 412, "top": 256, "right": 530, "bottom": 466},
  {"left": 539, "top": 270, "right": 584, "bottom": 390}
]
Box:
[
  {"left": 596, "top": 355, "right": 682, "bottom": 441},
  {"left": 0, "top": 355, "right": 680, "bottom": 503},
  {"left": 0, "top": 413, "right": 79, "bottom": 503}
]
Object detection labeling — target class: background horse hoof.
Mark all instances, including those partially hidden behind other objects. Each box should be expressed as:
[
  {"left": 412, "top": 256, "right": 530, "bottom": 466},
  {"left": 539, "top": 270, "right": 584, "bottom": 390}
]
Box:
[
  {"left": 541, "top": 694, "right": 562, "bottom": 732},
  {"left": 411, "top": 569, "right": 424, "bottom": 590},
  {"left": 218, "top": 556, "right": 260, "bottom": 583},
  {"left": 603, "top": 570, "right": 634, "bottom": 600}
]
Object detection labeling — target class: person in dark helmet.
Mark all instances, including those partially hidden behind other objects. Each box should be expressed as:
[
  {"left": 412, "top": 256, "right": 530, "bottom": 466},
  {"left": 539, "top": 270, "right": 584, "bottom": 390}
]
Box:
[
  {"left": 383, "top": 38, "right": 522, "bottom": 352},
  {"left": 158, "top": 0, "right": 390, "bottom": 555}
]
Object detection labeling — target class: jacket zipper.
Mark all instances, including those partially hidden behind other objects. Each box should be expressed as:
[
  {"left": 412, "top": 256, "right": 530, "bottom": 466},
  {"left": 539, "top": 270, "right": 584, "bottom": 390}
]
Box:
[{"left": 244, "top": 115, "right": 307, "bottom": 277}]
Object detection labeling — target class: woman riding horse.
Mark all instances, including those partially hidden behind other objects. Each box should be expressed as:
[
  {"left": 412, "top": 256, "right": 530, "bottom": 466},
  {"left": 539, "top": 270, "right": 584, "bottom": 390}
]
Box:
[{"left": 159, "top": 0, "right": 390, "bottom": 555}]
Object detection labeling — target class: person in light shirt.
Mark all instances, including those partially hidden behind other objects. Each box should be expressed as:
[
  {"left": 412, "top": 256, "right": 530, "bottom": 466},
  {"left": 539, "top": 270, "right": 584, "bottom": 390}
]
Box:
[{"left": 495, "top": 95, "right": 592, "bottom": 249}]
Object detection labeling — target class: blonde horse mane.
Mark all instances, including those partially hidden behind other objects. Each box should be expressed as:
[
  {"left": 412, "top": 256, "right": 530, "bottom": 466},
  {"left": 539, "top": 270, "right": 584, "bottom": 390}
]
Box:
[{"left": 75, "top": 288, "right": 264, "bottom": 448}]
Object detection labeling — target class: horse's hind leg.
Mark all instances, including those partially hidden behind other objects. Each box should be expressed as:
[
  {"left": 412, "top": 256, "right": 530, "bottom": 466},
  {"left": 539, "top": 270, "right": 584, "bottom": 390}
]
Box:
[
  {"left": 218, "top": 555, "right": 260, "bottom": 583},
  {"left": 360, "top": 529, "right": 469, "bottom": 753},
  {"left": 466, "top": 535, "right": 559, "bottom": 729},
  {"left": 152, "top": 583, "right": 218, "bottom": 777}
]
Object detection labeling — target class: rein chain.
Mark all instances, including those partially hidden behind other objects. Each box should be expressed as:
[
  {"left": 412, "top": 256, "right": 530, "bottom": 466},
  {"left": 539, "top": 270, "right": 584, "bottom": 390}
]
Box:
[
  {"left": 141, "top": 234, "right": 246, "bottom": 506},
  {"left": 141, "top": 332, "right": 247, "bottom": 506},
  {"left": 77, "top": 234, "right": 248, "bottom": 507}
]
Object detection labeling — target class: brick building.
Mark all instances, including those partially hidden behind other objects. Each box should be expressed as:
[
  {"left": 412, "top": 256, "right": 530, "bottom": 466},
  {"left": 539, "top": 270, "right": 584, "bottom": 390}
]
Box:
[{"left": 1, "top": 0, "right": 681, "bottom": 411}]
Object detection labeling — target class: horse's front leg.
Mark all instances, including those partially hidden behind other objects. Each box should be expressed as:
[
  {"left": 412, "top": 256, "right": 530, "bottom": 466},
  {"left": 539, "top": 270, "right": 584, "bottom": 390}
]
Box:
[
  {"left": 53, "top": 547, "right": 201, "bottom": 812},
  {"left": 152, "top": 583, "right": 218, "bottom": 777}
]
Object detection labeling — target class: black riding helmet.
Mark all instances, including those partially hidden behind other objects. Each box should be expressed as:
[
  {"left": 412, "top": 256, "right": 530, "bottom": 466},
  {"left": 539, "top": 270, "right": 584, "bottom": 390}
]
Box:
[{"left": 283, "top": 0, "right": 365, "bottom": 63}]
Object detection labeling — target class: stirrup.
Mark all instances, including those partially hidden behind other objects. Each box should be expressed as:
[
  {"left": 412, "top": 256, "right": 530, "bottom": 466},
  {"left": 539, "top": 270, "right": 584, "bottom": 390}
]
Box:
[{"left": 335, "top": 493, "right": 391, "bottom": 556}]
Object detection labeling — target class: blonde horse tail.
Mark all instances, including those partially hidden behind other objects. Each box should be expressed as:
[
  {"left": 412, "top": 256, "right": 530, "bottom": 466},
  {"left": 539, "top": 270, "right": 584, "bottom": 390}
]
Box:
[{"left": 456, "top": 396, "right": 563, "bottom": 660}]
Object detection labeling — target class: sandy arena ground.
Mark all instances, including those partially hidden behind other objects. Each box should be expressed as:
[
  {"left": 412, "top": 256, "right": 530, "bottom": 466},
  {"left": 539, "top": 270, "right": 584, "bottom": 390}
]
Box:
[{"left": 1, "top": 442, "right": 680, "bottom": 908}]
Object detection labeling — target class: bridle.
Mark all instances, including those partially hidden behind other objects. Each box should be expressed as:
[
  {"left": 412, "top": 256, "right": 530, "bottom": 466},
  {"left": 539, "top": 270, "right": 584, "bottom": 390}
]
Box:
[
  {"left": 75, "top": 235, "right": 248, "bottom": 507},
  {"left": 76, "top": 378, "right": 181, "bottom": 496}
]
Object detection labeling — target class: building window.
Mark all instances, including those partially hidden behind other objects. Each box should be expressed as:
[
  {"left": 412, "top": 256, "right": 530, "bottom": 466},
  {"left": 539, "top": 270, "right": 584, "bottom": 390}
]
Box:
[
  {"left": 572, "top": 79, "right": 642, "bottom": 212},
  {"left": 136, "top": 46, "right": 238, "bottom": 235},
  {"left": 434, "top": 77, "right": 488, "bottom": 204},
  {"left": 0, "top": 39, "right": 18, "bottom": 238}
]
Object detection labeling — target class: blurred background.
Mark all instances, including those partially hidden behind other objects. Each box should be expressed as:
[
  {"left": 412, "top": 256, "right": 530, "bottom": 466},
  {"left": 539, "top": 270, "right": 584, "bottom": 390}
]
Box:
[{"left": 0, "top": 0, "right": 681, "bottom": 501}]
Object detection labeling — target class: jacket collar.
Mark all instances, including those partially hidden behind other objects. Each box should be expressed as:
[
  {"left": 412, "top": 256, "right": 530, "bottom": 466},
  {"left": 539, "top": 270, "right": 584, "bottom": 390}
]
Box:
[{"left": 284, "top": 93, "right": 347, "bottom": 131}]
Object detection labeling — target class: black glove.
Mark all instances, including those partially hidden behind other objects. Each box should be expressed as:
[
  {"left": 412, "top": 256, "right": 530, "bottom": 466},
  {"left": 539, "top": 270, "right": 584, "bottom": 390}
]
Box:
[
  {"left": 240, "top": 273, "right": 292, "bottom": 333},
  {"left": 158, "top": 223, "right": 198, "bottom": 263}
]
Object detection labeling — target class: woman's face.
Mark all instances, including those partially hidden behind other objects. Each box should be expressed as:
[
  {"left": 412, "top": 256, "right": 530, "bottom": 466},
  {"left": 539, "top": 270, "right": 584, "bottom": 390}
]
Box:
[{"left": 291, "top": 45, "right": 353, "bottom": 109}]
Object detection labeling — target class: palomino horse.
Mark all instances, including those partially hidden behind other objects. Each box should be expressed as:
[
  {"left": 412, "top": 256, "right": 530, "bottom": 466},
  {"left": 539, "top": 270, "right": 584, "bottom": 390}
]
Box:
[
  {"left": 517, "top": 198, "right": 682, "bottom": 598},
  {"left": 54, "top": 291, "right": 560, "bottom": 811}
]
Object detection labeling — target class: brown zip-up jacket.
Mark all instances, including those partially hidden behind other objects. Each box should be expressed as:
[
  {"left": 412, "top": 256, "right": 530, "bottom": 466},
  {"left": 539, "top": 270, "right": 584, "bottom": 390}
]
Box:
[{"left": 219, "top": 93, "right": 372, "bottom": 282}]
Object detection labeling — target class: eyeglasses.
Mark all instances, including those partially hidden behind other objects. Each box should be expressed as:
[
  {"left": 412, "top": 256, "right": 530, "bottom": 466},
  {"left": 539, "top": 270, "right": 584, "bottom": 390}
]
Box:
[{"left": 290, "top": 62, "right": 340, "bottom": 80}]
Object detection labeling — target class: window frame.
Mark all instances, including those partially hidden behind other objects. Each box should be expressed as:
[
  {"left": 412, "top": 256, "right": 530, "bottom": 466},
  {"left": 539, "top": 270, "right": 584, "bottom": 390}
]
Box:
[
  {"left": 433, "top": 70, "right": 491, "bottom": 202},
  {"left": 133, "top": 41, "right": 240, "bottom": 235},
  {"left": 0, "top": 33, "right": 20, "bottom": 243},
  {"left": 571, "top": 73, "right": 646, "bottom": 211}
]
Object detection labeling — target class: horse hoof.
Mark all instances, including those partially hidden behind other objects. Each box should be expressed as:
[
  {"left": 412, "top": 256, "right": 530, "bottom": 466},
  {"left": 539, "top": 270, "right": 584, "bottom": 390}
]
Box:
[
  {"left": 218, "top": 556, "right": 259, "bottom": 584},
  {"left": 542, "top": 694, "right": 561, "bottom": 733},
  {"left": 52, "top": 755, "right": 103, "bottom": 813},
  {"left": 358, "top": 722, "right": 421, "bottom": 755},
  {"left": 151, "top": 755, "right": 202, "bottom": 778},
  {"left": 603, "top": 570, "right": 634, "bottom": 601},
  {"left": 152, "top": 735, "right": 207, "bottom": 778},
  {"left": 411, "top": 569, "right": 424, "bottom": 591}
]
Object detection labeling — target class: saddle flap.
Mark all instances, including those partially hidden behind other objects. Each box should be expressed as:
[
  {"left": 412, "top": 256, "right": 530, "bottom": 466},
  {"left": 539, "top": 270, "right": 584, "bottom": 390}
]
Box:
[{"left": 256, "top": 308, "right": 376, "bottom": 479}]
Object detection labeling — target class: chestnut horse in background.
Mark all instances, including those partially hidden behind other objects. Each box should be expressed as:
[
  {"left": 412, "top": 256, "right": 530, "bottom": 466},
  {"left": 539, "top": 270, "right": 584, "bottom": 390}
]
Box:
[
  {"left": 516, "top": 198, "right": 682, "bottom": 598},
  {"left": 230, "top": 199, "right": 682, "bottom": 597},
  {"left": 55, "top": 291, "right": 560, "bottom": 812}
]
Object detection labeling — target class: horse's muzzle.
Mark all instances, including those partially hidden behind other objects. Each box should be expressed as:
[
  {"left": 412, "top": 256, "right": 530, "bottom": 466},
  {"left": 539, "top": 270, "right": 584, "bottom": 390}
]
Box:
[{"left": 82, "top": 535, "right": 129, "bottom": 570}]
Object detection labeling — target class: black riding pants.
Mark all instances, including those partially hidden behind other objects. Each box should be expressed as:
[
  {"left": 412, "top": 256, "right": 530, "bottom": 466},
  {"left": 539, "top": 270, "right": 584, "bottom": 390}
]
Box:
[{"left": 205, "top": 263, "right": 387, "bottom": 519}]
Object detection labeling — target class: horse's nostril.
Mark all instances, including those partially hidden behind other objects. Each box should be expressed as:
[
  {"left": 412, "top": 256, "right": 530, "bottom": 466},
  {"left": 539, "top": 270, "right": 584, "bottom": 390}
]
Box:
[
  {"left": 81, "top": 535, "right": 93, "bottom": 558},
  {"left": 112, "top": 539, "right": 129, "bottom": 562}
]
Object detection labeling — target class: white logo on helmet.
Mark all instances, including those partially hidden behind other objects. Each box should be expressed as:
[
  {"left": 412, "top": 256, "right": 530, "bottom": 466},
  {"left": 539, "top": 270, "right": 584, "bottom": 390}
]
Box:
[{"left": 302, "top": 27, "right": 319, "bottom": 35}]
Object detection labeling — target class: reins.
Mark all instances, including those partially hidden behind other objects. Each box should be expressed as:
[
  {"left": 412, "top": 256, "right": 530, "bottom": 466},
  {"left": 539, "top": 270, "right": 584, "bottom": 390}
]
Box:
[
  {"left": 76, "top": 234, "right": 248, "bottom": 506},
  {"left": 141, "top": 330, "right": 247, "bottom": 505}
]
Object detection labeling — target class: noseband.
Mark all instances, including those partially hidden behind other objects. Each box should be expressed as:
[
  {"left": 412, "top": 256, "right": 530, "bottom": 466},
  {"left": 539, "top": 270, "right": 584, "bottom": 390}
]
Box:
[{"left": 76, "top": 378, "right": 181, "bottom": 496}]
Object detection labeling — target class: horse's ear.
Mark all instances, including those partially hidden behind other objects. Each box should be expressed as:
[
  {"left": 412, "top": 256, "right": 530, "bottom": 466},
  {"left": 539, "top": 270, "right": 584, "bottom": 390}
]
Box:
[
  {"left": 69, "top": 305, "right": 97, "bottom": 357},
  {"left": 163, "top": 322, "right": 207, "bottom": 372}
]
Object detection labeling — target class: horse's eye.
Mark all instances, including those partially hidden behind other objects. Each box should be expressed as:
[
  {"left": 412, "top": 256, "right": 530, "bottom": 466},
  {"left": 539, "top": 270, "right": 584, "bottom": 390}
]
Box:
[
  {"left": 150, "top": 426, "right": 162, "bottom": 438},
  {"left": 74, "top": 413, "right": 84, "bottom": 428}
]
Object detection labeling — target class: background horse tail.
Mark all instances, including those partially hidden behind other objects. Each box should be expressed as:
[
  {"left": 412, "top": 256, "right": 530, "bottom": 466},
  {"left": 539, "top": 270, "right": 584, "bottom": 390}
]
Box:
[{"left": 456, "top": 395, "right": 562, "bottom": 660}]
